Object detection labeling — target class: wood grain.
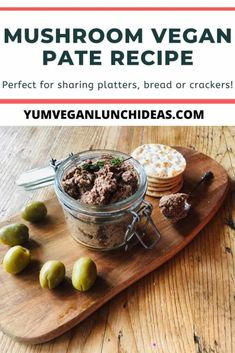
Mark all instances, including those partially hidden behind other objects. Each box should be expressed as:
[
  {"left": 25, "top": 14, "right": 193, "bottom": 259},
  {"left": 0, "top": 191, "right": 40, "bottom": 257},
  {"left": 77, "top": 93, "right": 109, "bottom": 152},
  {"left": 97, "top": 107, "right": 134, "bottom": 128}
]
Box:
[
  {"left": 0, "top": 127, "right": 234, "bottom": 353},
  {"left": 0, "top": 147, "right": 229, "bottom": 344}
]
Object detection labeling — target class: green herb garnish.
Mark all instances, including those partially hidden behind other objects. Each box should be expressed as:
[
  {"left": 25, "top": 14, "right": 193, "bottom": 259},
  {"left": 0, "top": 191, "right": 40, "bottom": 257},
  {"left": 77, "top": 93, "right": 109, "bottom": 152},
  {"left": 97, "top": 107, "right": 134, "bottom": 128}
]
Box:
[
  {"left": 97, "top": 160, "right": 105, "bottom": 168},
  {"left": 110, "top": 157, "right": 124, "bottom": 167},
  {"left": 82, "top": 160, "right": 104, "bottom": 172},
  {"left": 82, "top": 157, "right": 124, "bottom": 172}
]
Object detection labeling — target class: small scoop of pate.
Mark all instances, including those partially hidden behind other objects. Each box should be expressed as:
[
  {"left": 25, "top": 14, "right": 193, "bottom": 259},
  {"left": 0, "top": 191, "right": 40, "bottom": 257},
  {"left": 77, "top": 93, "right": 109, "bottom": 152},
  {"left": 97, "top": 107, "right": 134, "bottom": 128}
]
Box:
[{"left": 159, "top": 193, "right": 191, "bottom": 223}]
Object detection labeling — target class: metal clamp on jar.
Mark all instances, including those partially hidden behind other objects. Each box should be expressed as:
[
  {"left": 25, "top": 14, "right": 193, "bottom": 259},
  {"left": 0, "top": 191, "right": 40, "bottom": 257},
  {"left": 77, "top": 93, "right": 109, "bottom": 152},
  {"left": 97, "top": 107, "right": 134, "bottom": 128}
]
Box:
[
  {"left": 124, "top": 200, "right": 161, "bottom": 251},
  {"left": 16, "top": 150, "right": 161, "bottom": 251}
]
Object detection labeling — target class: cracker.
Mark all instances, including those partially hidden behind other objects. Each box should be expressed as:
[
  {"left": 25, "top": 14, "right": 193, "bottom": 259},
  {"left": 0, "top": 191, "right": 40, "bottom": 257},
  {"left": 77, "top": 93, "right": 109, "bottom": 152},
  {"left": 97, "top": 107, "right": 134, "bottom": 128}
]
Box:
[
  {"left": 132, "top": 144, "right": 186, "bottom": 179},
  {"left": 146, "top": 179, "right": 184, "bottom": 198},
  {"left": 147, "top": 180, "right": 182, "bottom": 192},
  {"left": 147, "top": 172, "right": 183, "bottom": 183},
  {"left": 147, "top": 175, "right": 182, "bottom": 188}
]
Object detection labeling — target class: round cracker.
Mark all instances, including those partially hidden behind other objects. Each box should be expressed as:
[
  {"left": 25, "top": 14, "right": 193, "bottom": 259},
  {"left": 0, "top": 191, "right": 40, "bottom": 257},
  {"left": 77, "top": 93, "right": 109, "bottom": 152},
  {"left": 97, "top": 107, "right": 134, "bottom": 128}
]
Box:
[
  {"left": 147, "top": 175, "right": 182, "bottom": 188},
  {"left": 147, "top": 181, "right": 182, "bottom": 192},
  {"left": 132, "top": 144, "right": 186, "bottom": 179},
  {"left": 146, "top": 179, "right": 184, "bottom": 198},
  {"left": 147, "top": 170, "right": 184, "bottom": 183}
]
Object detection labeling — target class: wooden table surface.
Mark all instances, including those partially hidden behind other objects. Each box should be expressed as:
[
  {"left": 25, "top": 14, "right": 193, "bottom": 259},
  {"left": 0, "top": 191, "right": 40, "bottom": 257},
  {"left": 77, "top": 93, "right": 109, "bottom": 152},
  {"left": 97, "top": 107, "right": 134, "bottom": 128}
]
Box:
[{"left": 0, "top": 126, "right": 234, "bottom": 353}]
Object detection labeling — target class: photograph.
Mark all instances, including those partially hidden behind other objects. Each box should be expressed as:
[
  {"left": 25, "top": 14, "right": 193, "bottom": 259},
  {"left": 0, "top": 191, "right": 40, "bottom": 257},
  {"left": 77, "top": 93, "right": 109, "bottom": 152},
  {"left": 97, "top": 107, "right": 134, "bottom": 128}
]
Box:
[
  {"left": 0, "top": 2, "right": 234, "bottom": 353},
  {"left": 0, "top": 126, "right": 234, "bottom": 352}
]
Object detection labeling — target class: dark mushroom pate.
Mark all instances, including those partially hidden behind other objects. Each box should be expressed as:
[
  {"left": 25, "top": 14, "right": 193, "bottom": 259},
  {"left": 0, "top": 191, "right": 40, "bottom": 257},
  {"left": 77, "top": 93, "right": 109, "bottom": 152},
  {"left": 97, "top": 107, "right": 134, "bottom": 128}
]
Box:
[
  {"left": 58, "top": 153, "right": 144, "bottom": 250},
  {"left": 62, "top": 155, "right": 138, "bottom": 206}
]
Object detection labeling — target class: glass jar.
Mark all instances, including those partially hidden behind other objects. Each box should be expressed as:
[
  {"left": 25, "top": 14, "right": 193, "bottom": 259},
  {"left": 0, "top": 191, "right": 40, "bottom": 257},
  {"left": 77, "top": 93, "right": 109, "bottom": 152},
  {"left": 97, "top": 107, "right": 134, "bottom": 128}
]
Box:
[{"left": 54, "top": 150, "right": 161, "bottom": 251}]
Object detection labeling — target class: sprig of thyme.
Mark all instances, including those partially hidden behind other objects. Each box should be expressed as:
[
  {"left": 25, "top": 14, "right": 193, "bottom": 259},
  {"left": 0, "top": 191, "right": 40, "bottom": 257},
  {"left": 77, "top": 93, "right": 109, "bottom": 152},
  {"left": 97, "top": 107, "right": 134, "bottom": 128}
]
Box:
[
  {"left": 82, "top": 156, "right": 125, "bottom": 172},
  {"left": 82, "top": 160, "right": 104, "bottom": 172},
  {"left": 110, "top": 157, "right": 124, "bottom": 167}
]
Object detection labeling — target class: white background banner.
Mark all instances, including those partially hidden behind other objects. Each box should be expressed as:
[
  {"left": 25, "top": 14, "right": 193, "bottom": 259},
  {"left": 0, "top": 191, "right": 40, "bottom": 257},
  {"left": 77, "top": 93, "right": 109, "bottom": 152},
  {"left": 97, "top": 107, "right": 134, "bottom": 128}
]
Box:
[
  {"left": 0, "top": 8, "right": 234, "bottom": 124},
  {"left": 0, "top": 105, "right": 233, "bottom": 126}
]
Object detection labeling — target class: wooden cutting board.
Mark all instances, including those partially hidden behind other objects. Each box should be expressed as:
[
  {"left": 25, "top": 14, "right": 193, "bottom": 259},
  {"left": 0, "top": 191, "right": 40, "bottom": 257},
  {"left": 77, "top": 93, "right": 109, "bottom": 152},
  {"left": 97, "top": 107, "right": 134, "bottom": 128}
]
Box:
[{"left": 0, "top": 147, "right": 229, "bottom": 344}]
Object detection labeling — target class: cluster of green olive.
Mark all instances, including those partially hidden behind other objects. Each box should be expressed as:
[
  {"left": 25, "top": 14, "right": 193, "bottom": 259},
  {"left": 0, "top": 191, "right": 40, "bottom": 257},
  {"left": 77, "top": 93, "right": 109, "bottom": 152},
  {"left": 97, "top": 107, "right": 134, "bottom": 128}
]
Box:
[
  {"left": 0, "top": 201, "right": 47, "bottom": 274},
  {"left": 0, "top": 201, "right": 97, "bottom": 291},
  {"left": 0, "top": 200, "right": 47, "bottom": 247},
  {"left": 40, "top": 257, "right": 97, "bottom": 291}
]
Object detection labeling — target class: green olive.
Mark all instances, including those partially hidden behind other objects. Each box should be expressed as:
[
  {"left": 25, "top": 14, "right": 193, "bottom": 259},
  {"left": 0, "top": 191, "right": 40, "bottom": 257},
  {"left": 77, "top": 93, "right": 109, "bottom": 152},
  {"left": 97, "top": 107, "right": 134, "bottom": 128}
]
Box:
[
  {"left": 72, "top": 257, "right": 97, "bottom": 292},
  {"left": 3, "top": 245, "right": 31, "bottom": 274},
  {"left": 21, "top": 201, "right": 47, "bottom": 222},
  {"left": 39, "top": 260, "right": 65, "bottom": 289},
  {"left": 0, "top": 223, "right": 29, "bottom": 246}
]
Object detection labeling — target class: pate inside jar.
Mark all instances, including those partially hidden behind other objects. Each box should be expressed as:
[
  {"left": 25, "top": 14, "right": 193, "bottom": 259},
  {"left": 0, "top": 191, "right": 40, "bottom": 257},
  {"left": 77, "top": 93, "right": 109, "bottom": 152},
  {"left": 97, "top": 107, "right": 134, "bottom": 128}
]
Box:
[{"left": 54, "top": 150, "right": 150, "bottom": 251}]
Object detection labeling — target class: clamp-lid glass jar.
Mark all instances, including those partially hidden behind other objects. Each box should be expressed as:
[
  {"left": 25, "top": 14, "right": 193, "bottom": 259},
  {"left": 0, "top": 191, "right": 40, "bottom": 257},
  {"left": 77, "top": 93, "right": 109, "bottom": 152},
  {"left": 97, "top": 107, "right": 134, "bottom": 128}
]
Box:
[{"left": 54, "top": 150, "right": 160, "bottom": 251}]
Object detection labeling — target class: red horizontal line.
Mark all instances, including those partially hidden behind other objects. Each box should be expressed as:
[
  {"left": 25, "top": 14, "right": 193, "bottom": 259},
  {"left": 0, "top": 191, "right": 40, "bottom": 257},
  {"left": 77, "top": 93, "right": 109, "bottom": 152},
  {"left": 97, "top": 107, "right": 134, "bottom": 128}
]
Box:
[
  {"left": 0, "top": 99, "right": 235, "bottom": 104},
  {"left": 0, "top": 7, "right": 234, "bottom": 11}
]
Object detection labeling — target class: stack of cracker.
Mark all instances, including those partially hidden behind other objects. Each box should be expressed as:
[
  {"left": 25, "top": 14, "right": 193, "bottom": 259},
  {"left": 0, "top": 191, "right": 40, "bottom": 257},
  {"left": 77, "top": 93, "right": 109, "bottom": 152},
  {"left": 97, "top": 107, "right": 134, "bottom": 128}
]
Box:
[{"left": 131, "top": 144, "right": 186, "bottom": 197}]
